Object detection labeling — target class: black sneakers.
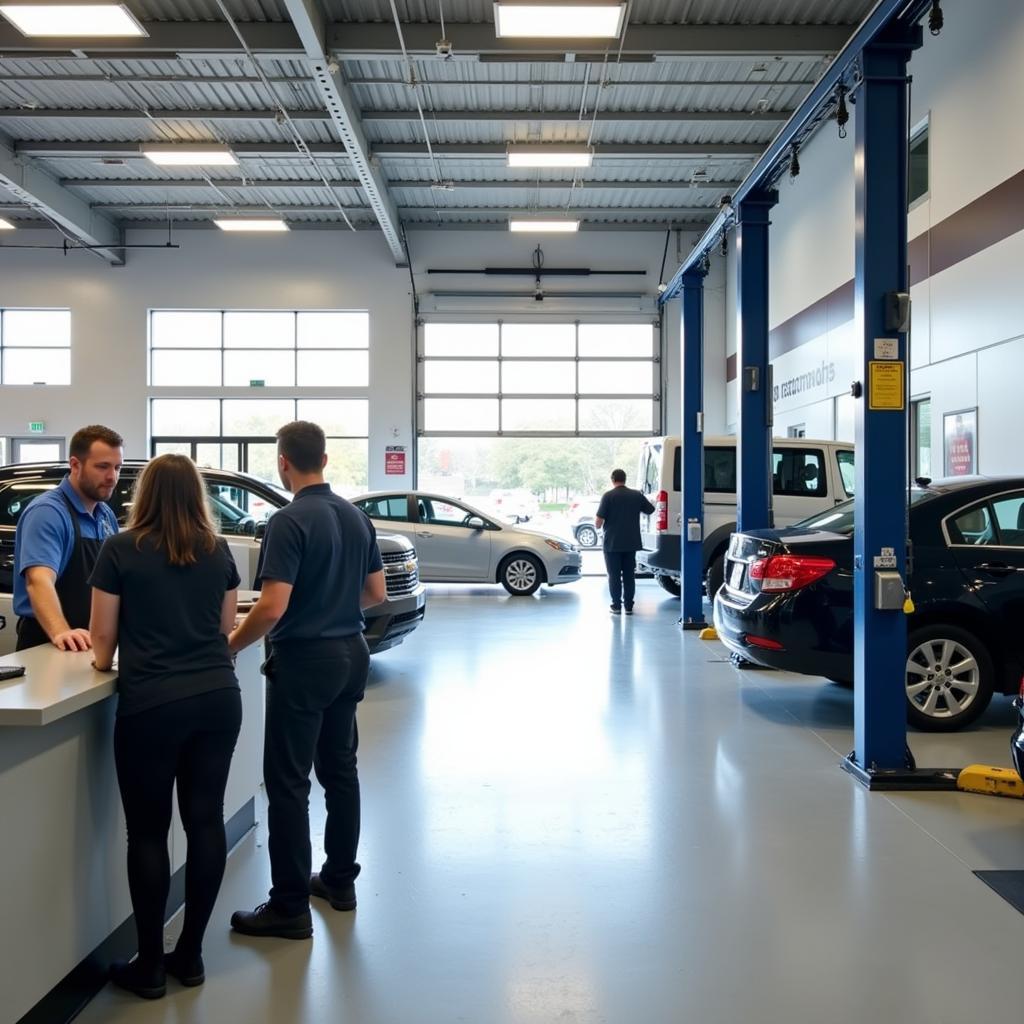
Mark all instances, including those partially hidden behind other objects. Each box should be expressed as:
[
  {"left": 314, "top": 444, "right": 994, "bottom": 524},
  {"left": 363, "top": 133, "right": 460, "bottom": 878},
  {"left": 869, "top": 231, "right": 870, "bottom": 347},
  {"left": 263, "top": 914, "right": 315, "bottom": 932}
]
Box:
[
  {"left": 624, "top": 606, "right": 634, "bottom": 616},
  {"left": 310, "top": 872, "right": 357, "bottom": 911},
  {"left": 610, "top": 604, "right": 622, "bottom": 615},
  {"left": 109, "top": 959, "right": 166, "bottom": 1000},
  {"left": 230, "top": 901, "right": 313, "bottom": 940}
]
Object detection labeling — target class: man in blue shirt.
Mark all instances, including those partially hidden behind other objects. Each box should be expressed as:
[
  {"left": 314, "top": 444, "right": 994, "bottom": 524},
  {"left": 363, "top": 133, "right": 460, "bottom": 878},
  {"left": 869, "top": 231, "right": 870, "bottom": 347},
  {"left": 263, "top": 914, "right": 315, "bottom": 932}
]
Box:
[
  {"left": 14, "top": 424, "right": 123, "bottom": 651},
  {"left": 228, "top": 420, "right": 385, "bottom": 940}
]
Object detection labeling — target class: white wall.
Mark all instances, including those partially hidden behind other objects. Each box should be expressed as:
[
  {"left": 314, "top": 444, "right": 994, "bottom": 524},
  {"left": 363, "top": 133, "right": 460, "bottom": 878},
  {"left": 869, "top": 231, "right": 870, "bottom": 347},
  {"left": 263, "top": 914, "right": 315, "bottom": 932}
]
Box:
[
  {"left": 713, "top": 0, "right": 1024, "bottom": 468},
  {"left": 0, "top": 226, "right": 680, "bottom": 488}
]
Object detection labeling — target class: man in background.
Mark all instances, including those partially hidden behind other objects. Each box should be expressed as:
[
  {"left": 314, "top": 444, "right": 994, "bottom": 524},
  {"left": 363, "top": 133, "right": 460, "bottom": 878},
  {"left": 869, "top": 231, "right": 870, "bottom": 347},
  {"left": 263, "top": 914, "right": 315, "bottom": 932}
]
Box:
[{"left": 595, "top": 468, "right": 654, "bottom": 616}]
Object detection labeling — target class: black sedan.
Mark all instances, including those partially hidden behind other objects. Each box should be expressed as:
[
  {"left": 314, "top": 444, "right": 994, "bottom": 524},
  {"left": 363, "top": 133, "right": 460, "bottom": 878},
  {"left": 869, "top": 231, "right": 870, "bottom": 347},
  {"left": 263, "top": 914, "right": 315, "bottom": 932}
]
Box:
[{"left": 713, "top": 476, "right": 1024, "bottom": 732}]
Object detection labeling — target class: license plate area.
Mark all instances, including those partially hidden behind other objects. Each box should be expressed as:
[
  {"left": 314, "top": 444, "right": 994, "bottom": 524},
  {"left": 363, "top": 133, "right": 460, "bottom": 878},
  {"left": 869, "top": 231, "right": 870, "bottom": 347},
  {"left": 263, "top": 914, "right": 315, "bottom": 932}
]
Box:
[{"left": 728, "top": 558, "right": 745, "bottom": 591}]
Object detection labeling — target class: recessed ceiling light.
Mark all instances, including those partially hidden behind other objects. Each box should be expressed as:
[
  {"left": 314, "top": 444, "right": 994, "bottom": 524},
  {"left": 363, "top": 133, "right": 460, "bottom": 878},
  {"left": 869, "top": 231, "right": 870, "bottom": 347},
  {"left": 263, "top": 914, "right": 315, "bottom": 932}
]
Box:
[
  {"left": 142, "top": 144, "right": 238, "bottom": 167},
  {"left": 507, "top": 147, "right": 592, "bottom": 168},
  {"left": 0, "top": 217, "right": 16, "bottom": 230},
  {"left": 0, "top": 4, "right": 147, "bottom": 37},
  {"left": 494, "top": 3, "right": 625, "bottom": 39},
  {"left": 509, "top": 219, "right": 580, "bottom": 233},
  {"left": 214, "top": 217, "right": 289, "bottom": 233}
]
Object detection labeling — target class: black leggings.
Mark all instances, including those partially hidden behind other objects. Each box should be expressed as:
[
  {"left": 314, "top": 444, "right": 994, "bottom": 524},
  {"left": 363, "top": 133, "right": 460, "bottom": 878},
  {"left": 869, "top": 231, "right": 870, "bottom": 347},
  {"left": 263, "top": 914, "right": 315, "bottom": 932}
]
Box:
[{"left": 114, "top": 688, "right": 242, "bottom": 966}]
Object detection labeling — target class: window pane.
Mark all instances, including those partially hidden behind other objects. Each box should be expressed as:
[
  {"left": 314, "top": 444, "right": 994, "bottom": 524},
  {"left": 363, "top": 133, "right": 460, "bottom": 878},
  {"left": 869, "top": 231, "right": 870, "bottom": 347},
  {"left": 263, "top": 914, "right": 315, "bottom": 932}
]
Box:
[
  {"left": 222, "top": 399, "right": 295, "bottom": 435},
  {"left": 152, "top": 399, "right": 219, "bottom": 435},
  {"left": 949, "top": 505, "right": 994, "bottom": 545},
  {"left": 705, "top": 448, "right": 737, "bottom": 493},
  {"left": 357, "top": 495, "right": 409, "bottom": 521},
  {"left": 502, "top": 361, "right": 575, "bottom": 394},
  {"left": 772, "top": 449, "right": 826, "bottom": 497},
  {"left": 578, "top": 399, "right": 653, "bottom": 431},
  {"left": 909, "top": 126, "right": 929, "bottom": 205},
  {"left": 837, "top": 450, "right": 855, "bottom": 496},
  {"left": 502, "top": 399, "right": 575, "bottom": 431},
  {"left": 502, "top": 323, "right": 574, "bottom": 357},
  {"left": 244, "top": 442, "right": 279, "bottom": 484},
  {"left": 424, "top": 323, "right": 498, "bottom": 357},
  {"left": 153, "top": 441, "right": 191, "bottom": 457},
  {"left": 578, "top": 361, "right": 652, "bottom": 394},
  {"left": 297, "top": 350, "right": 368, "bottom": 388},
  {"left": 296, "top": 399, "right": 369, "bottom": 436},
  {"left": 991, "top": 494, "right": 1024, "bottom": 545},
  {"left": 424, "top": 361, "right": 498, "bottom": 394},
  {"left": 195, "top": 443, "right": 238, "bottom": 471},
  {"left": 151, "top": 349, "right": 222, "bottom": 386},
  {"left": 325, "top": 438, "right": 368, "bottom": 496},
  {"left": 297, "top": 312, "right": 368, "bottom": 349},
  {"left": 423, "top": 398, "right": 499, "bottom": 432},
  {"left": 578, "top": 324, "right": 653, "bottom": 358},
  {"left": 224, "top": 350, "right": 295, "bottom": 387},
  {"left": 3, "top": 309, "right": 70, "bottom": 347},
  {"left": 224, "top": 311, "right": 295, "bottom": 349},
  {"left": 4, "top": 348, "right": 71, "bottom": 384},
  {"left": 151, "top": 310, "right": 221, "bottom": 348},
  {"left": 422, "top": 497, "right": 473, "bottom": 527}
]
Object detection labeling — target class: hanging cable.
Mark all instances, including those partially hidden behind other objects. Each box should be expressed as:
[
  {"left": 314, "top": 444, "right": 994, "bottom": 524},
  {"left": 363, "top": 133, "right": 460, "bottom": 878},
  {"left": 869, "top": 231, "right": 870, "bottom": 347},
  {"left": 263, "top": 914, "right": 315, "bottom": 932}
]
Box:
[{"left": 928, "top": 0, "right": 944, "bottom": 36}]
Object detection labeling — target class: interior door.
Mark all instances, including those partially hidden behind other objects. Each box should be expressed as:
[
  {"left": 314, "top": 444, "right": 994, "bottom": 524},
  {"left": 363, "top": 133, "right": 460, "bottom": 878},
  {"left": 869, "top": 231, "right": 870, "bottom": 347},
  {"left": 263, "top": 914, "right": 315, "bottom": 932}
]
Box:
[{"left": 414, "top": 496, "right": 491, "bottom": 580}]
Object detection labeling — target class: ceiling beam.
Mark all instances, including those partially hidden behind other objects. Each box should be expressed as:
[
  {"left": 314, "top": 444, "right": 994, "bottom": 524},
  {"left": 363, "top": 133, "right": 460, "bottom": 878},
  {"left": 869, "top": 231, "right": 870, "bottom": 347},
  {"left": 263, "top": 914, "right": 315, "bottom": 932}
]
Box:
[
  {"left": 371, "top": 142, "right": 763, "bottom": 159},
  {"left": 0, "top": 130, "right": 123, "bottom": 263},
  {"left": 61, "top": 177, "right": 742, "bottom": 192},
  {"left": 281, "top": 0, "right": 406, "bottom": 264},
  {"left": 360, "top": 109, "right": 792, "bottom": 123},
  {"left": 326, "top": 23, "right": 853, "bottom": 60},
  {"left": 15, "top": 141, "right": 352, "bottom": 159},
  {"left": 0, "top": 21, "right": 854, "bottom": 60},
  {"left": 0, "top": 108, "right": 330, "bottom": 122}
]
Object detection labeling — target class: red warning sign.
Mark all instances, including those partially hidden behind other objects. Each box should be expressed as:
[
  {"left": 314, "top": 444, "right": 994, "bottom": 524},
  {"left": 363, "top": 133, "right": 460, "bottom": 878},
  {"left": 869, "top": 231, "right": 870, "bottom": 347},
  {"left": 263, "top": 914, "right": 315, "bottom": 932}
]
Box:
[{"left": 385, "top": 446, "right": 406, "bottom": 475}]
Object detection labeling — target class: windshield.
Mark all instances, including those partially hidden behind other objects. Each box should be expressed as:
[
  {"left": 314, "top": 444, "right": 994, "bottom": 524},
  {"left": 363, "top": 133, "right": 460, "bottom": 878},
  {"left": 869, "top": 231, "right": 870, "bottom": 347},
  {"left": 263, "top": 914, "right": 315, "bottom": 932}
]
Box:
[{"left": 795, "top": 489, "right": 936, "bottom": 536}]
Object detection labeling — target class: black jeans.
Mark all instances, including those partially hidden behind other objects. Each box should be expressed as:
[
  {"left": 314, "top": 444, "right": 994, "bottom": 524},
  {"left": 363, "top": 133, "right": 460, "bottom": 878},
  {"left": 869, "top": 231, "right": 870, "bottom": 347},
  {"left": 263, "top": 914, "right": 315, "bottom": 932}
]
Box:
[
  {"left": 114, "top": 687, "right": 242, "bottom": 966},
  {"left": 604, "top": 550, "right": 637, "bottom": 608},
  {"left": 263, "top": 634, "right": 371, "bottom": 916}
]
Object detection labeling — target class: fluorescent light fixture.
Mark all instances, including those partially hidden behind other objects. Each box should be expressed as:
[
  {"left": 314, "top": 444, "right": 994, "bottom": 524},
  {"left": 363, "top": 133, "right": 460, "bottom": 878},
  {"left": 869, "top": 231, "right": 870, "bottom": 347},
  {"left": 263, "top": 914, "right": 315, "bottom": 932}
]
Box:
[
  {"left": 509, "top": 219, "right": 580, "bottom": 233},
  {"left": 0, "top": 217, "right": 15, "bottom": 230},
  {"left": 507, "top": 147, "right": 592, "bottom": 169},
  {"left": 143, "top": 145, "right": 238, "bottom": 167},
  {"left": 214, "top": 217, "right": 290, "bottom": 233},
  {"left": 494, "top": 3, "right": 625, "bottom": 39},
  {"left": 0, "top": 3, "right": 147, "bottom": 37}
]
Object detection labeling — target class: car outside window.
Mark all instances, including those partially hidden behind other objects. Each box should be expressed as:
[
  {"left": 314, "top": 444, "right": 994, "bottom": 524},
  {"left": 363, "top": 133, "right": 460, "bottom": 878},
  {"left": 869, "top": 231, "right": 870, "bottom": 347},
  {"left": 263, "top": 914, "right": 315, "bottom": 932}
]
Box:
[
  {"left": 356, "top": 496, "right": 409, "bottom": 521},
  {"left": 836, "top": 450, "right": 855, "bottom": 496},
  {"left": 772, "top": 449, "right": 826, "bottom": 497}
]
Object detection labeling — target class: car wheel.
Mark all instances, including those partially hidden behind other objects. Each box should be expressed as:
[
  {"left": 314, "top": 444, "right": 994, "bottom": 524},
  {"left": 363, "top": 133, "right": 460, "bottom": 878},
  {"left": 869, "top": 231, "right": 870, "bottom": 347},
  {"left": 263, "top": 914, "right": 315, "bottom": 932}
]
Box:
[
  {"left": 500, "top": 554, "right": 543, "bottom": 596},
  {"left": 657, "top": 575, "right": 681, "bottom": 597},
  {"left": 576, "top": 524, "right": 598, "bottom": 548},
  {"left": 905, "top": 624, "right": 994, "bottom": 731},
  {"left": 705, "top": 551, "right": 726, "bottom": 603}
]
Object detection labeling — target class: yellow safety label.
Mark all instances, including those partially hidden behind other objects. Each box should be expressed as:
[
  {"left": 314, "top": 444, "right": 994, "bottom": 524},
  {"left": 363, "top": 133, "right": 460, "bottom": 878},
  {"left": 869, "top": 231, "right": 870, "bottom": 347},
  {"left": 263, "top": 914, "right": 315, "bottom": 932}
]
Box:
[{"left": 868, "top": 361, "right": 905, "bottom": 410}]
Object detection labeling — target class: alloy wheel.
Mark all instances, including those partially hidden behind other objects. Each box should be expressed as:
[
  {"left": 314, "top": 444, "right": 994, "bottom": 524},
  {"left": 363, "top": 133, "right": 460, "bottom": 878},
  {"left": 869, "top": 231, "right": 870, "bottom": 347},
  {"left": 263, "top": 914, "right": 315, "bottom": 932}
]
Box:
[
  {"left": 905, "top": 637, "right": 980, "bottom": 720},
  {"left": 504, "top": 558, "right": 539, "bottom": 593}
]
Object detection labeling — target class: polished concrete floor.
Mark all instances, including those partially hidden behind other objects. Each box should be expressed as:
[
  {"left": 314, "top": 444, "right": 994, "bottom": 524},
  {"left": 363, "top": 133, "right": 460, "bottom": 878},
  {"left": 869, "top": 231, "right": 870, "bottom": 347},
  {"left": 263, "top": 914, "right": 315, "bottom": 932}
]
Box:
[{"left": 79, "top": 578, "right": 1024, "bottom": 1024}]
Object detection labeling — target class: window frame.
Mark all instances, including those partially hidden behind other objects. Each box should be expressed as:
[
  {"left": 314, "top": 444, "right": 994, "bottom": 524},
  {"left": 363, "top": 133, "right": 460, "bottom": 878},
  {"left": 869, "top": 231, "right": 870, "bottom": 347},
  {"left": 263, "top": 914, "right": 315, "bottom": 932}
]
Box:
[
  {"left": 942, "top": 490, "right": 1024, "bottom": 549},
  {"left": 0, "top": 308, "right": 72, "bottom": 386}
]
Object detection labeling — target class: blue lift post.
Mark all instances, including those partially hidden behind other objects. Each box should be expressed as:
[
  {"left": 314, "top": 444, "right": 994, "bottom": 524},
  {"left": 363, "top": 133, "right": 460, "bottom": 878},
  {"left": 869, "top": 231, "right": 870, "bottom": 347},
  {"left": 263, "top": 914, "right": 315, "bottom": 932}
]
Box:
[
  {"left": 680, "top": 270, "right": 707, "bottom": 629},
  {"left": 735, "top": 191, "right": 778, "bottom": 533},
  {"left": 842, "top": 25, "right": 954, "bottom": 790}
]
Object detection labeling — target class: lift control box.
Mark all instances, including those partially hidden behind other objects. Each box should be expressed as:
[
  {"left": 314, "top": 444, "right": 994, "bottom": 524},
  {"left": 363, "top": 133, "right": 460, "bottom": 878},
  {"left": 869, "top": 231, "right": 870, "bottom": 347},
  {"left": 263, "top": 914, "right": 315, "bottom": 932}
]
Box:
[{"left": 874, "top": 571, "right": 905, "bottom": 611}]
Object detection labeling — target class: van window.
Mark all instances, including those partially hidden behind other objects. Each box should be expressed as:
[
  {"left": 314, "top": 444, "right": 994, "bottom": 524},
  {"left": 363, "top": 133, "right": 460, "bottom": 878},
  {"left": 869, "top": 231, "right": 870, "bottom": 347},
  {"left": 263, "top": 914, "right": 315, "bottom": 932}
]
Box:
[
  {"left": 836, "top": 450, "right": 855, "bottom": 496},
  {"left": 646, "top": 445, "right": 661, "bottom": 494},
  {"left": 772, "top": 448, "right": 826, "bottom": 497},
  {"left": 705, "top": 447, "right": 737, "bottom": 493}
]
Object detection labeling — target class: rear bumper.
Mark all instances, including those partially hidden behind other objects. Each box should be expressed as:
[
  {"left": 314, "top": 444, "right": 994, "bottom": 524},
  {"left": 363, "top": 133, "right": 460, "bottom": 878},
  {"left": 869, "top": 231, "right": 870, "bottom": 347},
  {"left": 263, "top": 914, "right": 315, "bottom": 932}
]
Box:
[
  {"left": 637, "top": 534, "right": 680, "bottom": 577},
  {"left": 712, "top": 587, "right": 854, "bottom": 682},
  {"left": 363, "top": 586, "right": 426, "bottom": 653}
]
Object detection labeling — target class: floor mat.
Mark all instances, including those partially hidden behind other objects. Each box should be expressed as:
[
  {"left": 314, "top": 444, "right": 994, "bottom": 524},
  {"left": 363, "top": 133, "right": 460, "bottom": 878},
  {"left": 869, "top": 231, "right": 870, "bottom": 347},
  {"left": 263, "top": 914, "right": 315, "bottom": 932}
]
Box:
[{"left": 974, "top": 871, "right": 1024, "bottom": 915}]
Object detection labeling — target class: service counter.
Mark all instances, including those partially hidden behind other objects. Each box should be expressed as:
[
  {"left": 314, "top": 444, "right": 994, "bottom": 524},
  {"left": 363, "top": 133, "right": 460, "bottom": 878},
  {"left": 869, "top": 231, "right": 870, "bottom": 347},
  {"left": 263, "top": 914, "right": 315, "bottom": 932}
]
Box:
[{"left": 0, "top": 641, "right": 264, "bottom": 1024}]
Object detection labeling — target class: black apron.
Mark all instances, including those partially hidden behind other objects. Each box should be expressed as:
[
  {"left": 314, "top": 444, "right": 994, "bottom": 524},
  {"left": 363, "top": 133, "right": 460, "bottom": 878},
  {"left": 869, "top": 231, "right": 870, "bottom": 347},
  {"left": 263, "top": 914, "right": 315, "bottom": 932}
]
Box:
[{"left": 16, "top": 492, "right": 107, "bottom": 650}]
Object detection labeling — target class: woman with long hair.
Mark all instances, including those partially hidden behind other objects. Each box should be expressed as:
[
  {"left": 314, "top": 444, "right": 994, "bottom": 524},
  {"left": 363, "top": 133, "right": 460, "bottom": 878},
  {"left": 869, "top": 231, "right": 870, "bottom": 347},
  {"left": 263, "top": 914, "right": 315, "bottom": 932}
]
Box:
[{"left": 89, "top": 454, "right": 242, "bottom": 999}]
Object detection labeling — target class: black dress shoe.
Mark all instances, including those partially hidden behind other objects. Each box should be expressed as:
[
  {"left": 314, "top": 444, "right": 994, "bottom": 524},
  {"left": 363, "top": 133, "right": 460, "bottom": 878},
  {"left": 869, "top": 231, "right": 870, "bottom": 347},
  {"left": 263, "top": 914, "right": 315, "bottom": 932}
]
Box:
[
  {"left": 109, "top": 959, "right": 166, "bottom": 1000},
  {"left": 310, "top": 872, "right": 356, "bottom": 911},
  {"left": 164, "top": 949, "right": 205, "bottom": 986},
  {"left": 230, "top": 901, "right": 313, "bottom": 939}
]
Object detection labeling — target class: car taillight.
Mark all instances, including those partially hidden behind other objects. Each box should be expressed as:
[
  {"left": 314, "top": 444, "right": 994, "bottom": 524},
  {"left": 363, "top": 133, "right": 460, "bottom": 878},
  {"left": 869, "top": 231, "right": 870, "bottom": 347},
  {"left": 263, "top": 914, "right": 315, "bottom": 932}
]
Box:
[
  {"left": 749, "top": 554, "right": 836, "bottom": 592},
  {"left": 746, "top": 635, "right": 785, "bottom": 651},
  {"left": 1019, "top": 675, "right": 1024, "bottom": 699},
  {"left": 654, "top": 490, "right": 668, "bottom": 532}
]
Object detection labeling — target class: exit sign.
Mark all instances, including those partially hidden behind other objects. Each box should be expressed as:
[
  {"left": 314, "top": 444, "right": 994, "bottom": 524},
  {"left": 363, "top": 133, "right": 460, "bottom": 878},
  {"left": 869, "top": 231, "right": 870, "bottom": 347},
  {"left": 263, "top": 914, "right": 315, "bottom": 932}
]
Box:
[{"left": 28, "top": 421, "right": 45, "bottom": 433}]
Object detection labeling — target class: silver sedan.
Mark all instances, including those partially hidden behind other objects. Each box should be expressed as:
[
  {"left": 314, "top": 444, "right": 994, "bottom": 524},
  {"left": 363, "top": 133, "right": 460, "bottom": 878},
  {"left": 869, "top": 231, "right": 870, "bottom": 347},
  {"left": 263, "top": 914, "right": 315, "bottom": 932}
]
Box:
[{"left": 351, "top": 491, "right": 582, "bottom": 596}]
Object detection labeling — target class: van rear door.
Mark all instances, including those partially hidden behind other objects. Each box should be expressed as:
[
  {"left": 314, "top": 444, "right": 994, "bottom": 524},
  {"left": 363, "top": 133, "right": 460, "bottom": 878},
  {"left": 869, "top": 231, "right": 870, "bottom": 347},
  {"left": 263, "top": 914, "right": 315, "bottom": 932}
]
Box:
[{"left": 638, "top": 441, "right": 661, "bottom": 550}]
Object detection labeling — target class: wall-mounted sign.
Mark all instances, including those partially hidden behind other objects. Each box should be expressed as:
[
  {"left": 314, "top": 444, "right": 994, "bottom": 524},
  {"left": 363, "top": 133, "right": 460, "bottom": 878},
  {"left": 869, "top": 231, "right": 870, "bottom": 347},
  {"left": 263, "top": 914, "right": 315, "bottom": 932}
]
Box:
[
  {"left": 944, "top": 408, "right": 976, "bottom": 476},
  {"left": 868, "top": 361, "right": 905, "bottom": 410},
  {"left": 385, "top": 445, "right": 406, "bottom": 475},
  {"left": 28, "top": 421, "right": 45, "bottom": 433},
  {"left": 249, "top": 379, "right": 265, "bottom": 387}
]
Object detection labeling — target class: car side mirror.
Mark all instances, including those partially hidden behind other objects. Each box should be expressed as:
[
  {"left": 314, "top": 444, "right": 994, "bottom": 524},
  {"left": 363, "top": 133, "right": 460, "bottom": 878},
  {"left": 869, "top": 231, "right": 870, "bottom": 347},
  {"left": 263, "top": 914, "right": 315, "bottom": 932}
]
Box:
[
  {"left": 466, "top": 516, "right": 486, "bottom": 530},
  {"left": 254, "top": 521, "right": 267, "bottom": 541}
]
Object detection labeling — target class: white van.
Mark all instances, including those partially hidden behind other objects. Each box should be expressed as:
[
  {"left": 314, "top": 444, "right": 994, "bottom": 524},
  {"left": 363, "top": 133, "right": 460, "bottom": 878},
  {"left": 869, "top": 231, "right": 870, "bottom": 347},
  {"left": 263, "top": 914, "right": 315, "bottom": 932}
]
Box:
[{"left": 636, "top": 436, "right": 855, "bottom": 598}]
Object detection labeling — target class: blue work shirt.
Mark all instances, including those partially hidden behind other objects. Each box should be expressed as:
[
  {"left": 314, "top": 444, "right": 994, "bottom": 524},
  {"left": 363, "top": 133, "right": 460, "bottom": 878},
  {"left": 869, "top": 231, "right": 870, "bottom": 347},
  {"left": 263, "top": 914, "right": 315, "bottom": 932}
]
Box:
[
  {"left": 257, "top": 483, "right": 383, "bottom": 642},
  {"left": 13, "top": 476, "right": 119, "bottom": 617}
]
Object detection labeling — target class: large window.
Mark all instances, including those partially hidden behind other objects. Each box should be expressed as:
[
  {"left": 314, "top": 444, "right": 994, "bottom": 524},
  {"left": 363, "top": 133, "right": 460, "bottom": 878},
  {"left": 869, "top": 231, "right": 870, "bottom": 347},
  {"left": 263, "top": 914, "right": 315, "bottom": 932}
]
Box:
[
  {"left": 419, "top": 321, "right": 658, "bottom": 436},
  {"left": 912, "top": 398, "right": 932, "bottom": 479},
  {"left": 0, "top": 309, "right": 71, "bottom": 385},
  {"left": 150, "top": 398, "right": 369, "bottom": 495},
  {"left": 149, "top": 310, "right": 369, "bottom": 387},
  {"left": 909, "top": 119, "right": 929, "bottom": 207}
]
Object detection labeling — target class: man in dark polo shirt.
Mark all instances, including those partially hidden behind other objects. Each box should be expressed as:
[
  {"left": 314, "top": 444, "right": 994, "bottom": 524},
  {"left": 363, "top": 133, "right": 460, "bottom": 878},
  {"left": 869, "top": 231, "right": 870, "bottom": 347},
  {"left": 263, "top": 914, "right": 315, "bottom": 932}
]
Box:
[
  {"left": 595, "top": 468, "right": 655, "bottom": 616},
  {"left": 228, "top": 421, "right": 385, "bottom": 940}
]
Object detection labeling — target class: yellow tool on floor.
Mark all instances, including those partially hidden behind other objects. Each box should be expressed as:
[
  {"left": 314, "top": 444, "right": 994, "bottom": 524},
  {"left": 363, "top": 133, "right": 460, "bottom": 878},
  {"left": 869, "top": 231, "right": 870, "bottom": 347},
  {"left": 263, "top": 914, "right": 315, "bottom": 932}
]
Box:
[
  {"left": 956, "top": 764, "right": 1024, "bottom": 798},
  {"left": 698, "top": 627, "right": 718, "bottom": 640}
]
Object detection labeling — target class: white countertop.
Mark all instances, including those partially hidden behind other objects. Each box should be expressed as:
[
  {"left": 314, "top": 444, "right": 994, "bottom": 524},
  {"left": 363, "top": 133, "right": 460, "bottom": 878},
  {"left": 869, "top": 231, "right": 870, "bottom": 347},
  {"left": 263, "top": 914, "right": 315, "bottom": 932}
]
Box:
[{"left": 0, "top": 645, "right": 117, "bottom": 727}]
